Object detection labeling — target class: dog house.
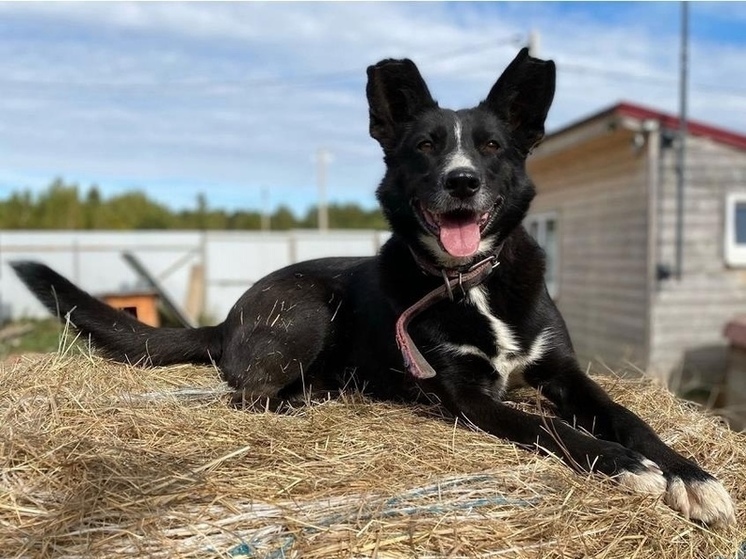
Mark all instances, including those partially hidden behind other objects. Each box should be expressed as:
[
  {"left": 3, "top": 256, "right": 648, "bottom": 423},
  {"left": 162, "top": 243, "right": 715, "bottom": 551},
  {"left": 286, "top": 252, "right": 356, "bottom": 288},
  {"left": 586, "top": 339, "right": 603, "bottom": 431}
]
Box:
[{"left": 100, "top": 291, "right": 160, "bottom": 327}]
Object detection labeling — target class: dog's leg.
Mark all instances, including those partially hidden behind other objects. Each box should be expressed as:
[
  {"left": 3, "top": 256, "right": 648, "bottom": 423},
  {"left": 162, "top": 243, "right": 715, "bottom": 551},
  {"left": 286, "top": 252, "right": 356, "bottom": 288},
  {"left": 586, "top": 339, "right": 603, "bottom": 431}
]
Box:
[
  {"left": 219, "top": 315, "right": 334, "bottom": 408},
  {"left": 525, "top": 355, "right": 735, "bottom": 525},
  {"left": 434, "top": 359, "right": 667, "bottom": 492},
  {"left": 230, "top": 387, "right": 335, "bottom": 412},
  {"left": 218, "top": 276, "right": 341, "bottom": 406}
]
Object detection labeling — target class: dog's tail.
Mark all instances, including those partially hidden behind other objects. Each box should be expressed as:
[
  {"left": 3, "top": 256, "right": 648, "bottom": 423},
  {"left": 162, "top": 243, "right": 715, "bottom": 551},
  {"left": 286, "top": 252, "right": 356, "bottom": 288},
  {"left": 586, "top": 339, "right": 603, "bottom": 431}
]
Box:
[{"left": 10, "top": 261, "right": 223, "bottom": 366}]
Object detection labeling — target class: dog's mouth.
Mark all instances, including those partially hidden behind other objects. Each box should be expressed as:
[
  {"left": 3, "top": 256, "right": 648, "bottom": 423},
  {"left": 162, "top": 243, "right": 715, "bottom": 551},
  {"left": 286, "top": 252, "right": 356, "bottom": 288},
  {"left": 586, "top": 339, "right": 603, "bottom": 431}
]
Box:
[{"left": 417, "top": 199, "right": 502, "bottom": 258}]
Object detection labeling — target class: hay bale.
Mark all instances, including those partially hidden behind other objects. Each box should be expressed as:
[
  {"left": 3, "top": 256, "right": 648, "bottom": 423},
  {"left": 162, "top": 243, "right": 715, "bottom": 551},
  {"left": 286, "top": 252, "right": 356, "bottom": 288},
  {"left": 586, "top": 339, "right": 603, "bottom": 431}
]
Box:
[{"left": 1, "top": 349, "right": 744, "bottom": 558}]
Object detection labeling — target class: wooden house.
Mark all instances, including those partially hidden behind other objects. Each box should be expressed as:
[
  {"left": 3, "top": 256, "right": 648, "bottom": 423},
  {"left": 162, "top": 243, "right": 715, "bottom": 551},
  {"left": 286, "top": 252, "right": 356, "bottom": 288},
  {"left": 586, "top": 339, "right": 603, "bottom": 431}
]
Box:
[{"left": 526, "top": 102, "right": 746, "bottom": 389}]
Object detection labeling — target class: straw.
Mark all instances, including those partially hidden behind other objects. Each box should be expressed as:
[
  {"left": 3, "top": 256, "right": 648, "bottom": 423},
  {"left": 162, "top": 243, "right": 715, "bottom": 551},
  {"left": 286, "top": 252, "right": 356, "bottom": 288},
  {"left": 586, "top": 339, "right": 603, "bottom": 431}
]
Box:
[{"left": 1, "top": 348, "right": 744, "bottom": 558}]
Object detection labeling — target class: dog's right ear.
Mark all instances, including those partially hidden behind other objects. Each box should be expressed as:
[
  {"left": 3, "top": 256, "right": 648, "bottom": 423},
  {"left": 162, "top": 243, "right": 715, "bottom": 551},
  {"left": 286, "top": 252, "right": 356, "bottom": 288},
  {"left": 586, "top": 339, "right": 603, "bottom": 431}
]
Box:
[{"left": 366, "top": 59, "right": 438, "bottom": 149}]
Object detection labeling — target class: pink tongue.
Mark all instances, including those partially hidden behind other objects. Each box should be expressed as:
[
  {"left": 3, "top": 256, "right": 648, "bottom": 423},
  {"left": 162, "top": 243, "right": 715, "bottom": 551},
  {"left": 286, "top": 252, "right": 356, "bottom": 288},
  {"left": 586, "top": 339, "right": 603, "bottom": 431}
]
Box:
[{"left": 439, "top": 215, "right": 481, "bottom": 257}]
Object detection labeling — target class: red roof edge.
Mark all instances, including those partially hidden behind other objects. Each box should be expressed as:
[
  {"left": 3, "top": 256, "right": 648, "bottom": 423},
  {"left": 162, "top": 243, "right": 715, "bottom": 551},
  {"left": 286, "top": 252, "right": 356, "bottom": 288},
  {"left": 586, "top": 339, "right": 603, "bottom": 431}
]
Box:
[
  {"left": 615, "top": 102, "right": 746, "bottom": 151},
  {"left": 544, "top": 101, "right": 746, "bottom": 152}
]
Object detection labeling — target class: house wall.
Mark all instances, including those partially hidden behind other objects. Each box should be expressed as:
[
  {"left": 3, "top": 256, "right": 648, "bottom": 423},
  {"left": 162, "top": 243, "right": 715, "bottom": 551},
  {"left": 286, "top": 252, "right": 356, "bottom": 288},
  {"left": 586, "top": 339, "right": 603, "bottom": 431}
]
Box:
[
  {"left": 527, "top": 128, "right": 650, "bottom": 374},
  {"left": 649, "top": 136, "right": 746, "bottom": 388}
]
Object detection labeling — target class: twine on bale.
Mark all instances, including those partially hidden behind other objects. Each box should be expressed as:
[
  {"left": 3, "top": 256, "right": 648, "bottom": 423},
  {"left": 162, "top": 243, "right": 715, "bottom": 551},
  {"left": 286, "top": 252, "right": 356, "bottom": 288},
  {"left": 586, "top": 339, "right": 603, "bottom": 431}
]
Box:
[
  {"left": 1, "top": 349, "right": 745, "bottom": 558},
  {"left": 225, "top": 475, "right": 538, "bottom": 558},
  {"left": 715, "top": 541, "right": 746, "bottom": 559}
]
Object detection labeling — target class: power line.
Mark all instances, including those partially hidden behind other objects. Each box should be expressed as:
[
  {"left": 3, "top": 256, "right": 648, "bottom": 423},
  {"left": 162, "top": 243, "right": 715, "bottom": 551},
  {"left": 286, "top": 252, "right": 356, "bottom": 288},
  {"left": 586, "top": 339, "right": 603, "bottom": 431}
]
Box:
[
  {"left": 2, "top": 37, "right": 744, "bottom": 98},
  {"left": 0, "top": 36, "right": 524, "bottom": 91},
  {"left": 559, "top": 62, "right": 746, "bottom": 97},
  {"left": 560, "top": 63, "right": 674, "bottom": 88}
]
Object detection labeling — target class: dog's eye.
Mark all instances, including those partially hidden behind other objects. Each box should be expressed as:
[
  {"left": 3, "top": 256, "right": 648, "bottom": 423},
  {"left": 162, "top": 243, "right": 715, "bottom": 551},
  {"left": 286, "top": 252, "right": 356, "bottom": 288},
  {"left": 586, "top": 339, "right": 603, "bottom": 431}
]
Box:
[
  {"left": 417, "top": 140, "right": 434, "bottom": 153},
  {"left": 482, "top": 140, "right": 500, "bottom": 154}
]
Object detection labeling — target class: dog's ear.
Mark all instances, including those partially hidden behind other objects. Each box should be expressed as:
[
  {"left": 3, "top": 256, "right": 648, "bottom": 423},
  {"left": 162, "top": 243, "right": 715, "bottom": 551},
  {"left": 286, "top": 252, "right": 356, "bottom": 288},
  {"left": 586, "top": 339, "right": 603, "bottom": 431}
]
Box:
[
  {"left": 366, "top": 58, "right": 438, "bottom": 149},
  {"left": 481, "top": 48, "right": 556, "bottom": 153}
]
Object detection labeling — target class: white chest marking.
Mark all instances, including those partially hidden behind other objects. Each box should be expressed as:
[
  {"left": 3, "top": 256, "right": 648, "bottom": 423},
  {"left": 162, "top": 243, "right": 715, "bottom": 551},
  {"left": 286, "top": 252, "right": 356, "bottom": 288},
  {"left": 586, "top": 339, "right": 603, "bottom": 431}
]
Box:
[
  {"left": 466, "top": 285, "right": 551, "bottom": 388},
  {"left": 444, "top": 117, "right": 476, "bottom": 174}
]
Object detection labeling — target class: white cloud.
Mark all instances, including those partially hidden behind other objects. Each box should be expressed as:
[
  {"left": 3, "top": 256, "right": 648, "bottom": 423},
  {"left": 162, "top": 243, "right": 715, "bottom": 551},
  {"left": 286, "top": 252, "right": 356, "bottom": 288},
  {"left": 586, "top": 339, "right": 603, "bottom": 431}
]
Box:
[{"left": 0, "top": 2, "right": 744, "bottom": 214}]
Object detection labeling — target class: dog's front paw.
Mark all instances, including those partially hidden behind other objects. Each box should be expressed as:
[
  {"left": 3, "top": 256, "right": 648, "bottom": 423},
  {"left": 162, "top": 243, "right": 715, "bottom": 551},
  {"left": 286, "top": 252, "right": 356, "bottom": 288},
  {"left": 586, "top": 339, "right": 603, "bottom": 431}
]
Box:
[
  {"left": 664, "top": 475, "right": 736, "bottom": 526},
  {"left": 616, "top": 458, "right": 667, "bottom": 495}
]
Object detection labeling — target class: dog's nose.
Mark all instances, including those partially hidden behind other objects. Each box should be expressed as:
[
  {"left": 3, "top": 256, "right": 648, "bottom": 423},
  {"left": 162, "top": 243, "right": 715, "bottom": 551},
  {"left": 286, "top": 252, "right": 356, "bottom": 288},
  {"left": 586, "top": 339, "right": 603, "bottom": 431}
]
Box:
[{"left": 445, "top": 168, "right": 481, "bottom": 199}]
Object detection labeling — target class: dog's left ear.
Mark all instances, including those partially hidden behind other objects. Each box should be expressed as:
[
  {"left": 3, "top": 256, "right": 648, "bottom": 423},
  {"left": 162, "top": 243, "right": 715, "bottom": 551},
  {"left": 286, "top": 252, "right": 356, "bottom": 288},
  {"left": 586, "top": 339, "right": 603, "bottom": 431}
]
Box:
[
  {"left": 481, "top": 48, "right": 556, "bottom": 153},
  {"left": 366, "top": 58, "right": 438, "bottom": 150}
]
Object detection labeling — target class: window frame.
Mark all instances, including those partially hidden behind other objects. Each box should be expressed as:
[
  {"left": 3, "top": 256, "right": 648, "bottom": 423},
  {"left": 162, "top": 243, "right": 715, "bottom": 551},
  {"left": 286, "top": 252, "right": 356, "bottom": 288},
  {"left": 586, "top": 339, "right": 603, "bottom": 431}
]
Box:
[
  {"left": 724, "top": 192, "right": 746, "bottom": 267},
  {"left": 524, "top": 210, "right": 559, "bottom": 298}
]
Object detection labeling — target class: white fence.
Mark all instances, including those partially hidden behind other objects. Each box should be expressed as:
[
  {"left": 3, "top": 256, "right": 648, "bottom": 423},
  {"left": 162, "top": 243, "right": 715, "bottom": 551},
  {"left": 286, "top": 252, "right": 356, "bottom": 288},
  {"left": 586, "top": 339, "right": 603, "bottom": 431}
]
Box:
[{"left": 0, "top": 230, "right": 390, "bottom": 324}]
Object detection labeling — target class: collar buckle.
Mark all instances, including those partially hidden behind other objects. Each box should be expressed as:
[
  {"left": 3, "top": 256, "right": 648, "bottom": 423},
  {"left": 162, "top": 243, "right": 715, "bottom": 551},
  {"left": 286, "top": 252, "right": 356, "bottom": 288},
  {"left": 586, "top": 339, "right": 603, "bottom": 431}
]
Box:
[
  {"left": 411, "top": 245, "right": 503, "bottom": 303},
  {"left": 440, "top": 254, "right": 499, "bottom": 302}
]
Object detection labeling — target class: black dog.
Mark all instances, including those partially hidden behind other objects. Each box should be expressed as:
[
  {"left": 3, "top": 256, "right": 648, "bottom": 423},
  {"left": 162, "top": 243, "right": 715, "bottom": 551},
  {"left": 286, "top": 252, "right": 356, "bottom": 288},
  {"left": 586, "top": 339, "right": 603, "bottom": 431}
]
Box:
[{"left": 11, "top": 49, "right": 734, "bottom": 526}]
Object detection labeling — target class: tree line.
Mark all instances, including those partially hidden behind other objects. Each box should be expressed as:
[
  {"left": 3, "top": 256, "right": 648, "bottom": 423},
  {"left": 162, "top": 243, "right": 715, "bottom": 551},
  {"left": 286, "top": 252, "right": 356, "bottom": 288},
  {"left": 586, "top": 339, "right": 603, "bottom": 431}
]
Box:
[{"left": 0, "top": 179, "right": 387, "bottom": 231}]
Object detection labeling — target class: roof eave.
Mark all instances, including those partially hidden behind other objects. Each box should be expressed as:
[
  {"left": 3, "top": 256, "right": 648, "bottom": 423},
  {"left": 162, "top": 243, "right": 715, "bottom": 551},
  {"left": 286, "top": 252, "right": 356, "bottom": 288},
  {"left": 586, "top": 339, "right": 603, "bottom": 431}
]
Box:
[{"left": 532, "top": 101, "right": 746, "bottom": 158}]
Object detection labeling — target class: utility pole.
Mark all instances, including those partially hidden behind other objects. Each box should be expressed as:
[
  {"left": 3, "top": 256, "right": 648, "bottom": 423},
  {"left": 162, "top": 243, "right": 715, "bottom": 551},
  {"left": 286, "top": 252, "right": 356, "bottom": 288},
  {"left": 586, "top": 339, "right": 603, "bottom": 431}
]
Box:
[
  {"left": 527, "top": 30, "right": 540, "bottom": 57},
  {"left": 260, "top": 188, "right": 270, "bottom": 232},
  {"left": 317, "top": 148, "right": 330, "bottom": 231},
  {"left": 675, "top": 1, "right": 689, "bottom": 280}
]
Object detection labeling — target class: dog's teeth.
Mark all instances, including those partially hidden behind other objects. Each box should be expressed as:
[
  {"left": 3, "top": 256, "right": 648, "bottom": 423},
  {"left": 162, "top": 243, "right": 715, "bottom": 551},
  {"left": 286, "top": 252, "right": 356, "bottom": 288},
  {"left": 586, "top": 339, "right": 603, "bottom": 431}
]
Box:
[{"left": 419, "top": 204, "right": 441, "bottom": 229}]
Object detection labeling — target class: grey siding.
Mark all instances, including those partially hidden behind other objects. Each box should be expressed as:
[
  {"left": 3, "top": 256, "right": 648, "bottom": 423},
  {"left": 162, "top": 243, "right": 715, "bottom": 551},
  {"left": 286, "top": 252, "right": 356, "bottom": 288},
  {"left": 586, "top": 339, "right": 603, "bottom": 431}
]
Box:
[
  {"left": 650, "top": 136, "right": 746, "bottom": 387},
  {"left": 528, "top": 129, "right": 650, "bottom": 374}
]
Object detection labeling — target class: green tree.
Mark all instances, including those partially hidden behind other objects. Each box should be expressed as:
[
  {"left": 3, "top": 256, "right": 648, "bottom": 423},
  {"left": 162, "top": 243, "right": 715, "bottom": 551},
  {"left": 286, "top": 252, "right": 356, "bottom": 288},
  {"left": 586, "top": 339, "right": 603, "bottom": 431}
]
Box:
[
  {"left": 33, "top": 179, "right": 83, "bottom": 229},
  {"left": 0, "top": 190, "right": 34, "bottom": 229},
  {"left": 226, "top": 210, "right": 262, "bottom": 230},
  {"left": 304, "top": 203, "right": 387, "bottom": 229},
  {"left": 195, "top": 193, "right": 208, "bottom": 230},
  {"left": 84, "top": 185, "right": 102, "bottom": 229},
  {"left": 0, "top": 178, "right": 389, "bottom": 231},
  {"left": 272, "top": 205, "right": 299, "bottom": 230},
  {"left": 106, "top": 191, "right": 174, "bottom": 229}
]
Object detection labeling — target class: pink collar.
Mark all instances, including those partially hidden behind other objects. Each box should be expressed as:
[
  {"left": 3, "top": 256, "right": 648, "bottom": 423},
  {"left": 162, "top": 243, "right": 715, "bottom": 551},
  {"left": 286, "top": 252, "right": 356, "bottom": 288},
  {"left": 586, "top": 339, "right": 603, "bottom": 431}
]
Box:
[{"left": 395, "top": 247, "right": 502, "bottom": 379}]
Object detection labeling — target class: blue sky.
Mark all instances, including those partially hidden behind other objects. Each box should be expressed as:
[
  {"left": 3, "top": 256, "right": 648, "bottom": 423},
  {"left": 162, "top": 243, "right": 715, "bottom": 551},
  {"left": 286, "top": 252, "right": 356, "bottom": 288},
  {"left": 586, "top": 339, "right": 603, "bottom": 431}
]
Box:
[{"left": 1, "top": 2, "right": 745, "bottom": 217}]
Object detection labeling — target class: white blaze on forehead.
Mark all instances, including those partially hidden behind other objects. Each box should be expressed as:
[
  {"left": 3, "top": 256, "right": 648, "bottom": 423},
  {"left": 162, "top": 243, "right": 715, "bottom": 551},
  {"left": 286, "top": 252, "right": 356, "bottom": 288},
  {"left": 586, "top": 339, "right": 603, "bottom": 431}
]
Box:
[{"left": 444, "top": 116, "right": 476, "bottom": 174}]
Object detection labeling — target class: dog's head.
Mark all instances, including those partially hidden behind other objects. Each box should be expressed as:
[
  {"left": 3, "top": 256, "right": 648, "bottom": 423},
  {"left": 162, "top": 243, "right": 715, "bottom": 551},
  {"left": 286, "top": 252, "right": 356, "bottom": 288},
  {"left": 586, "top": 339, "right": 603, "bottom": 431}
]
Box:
[{"left": 368, "top": 48, "right": 555, "bottom": 268}]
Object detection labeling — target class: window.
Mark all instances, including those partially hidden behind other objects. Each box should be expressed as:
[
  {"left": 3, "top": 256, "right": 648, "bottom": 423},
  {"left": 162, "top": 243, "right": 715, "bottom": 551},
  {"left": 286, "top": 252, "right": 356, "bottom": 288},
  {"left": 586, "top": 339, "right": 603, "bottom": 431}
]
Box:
[
  {"left": 725, "top": 192, "right": 746, "bottom": 266},
  {"left": 525, "top": 211, "right": 559, "bottom": 297}
]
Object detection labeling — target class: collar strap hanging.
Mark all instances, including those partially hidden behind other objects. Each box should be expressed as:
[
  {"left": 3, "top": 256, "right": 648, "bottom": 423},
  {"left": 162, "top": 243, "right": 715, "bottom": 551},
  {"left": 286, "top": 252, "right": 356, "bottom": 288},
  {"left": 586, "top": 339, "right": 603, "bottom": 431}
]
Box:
[{"left": 395, "top": 248, "right": 502, "bottom": 380}]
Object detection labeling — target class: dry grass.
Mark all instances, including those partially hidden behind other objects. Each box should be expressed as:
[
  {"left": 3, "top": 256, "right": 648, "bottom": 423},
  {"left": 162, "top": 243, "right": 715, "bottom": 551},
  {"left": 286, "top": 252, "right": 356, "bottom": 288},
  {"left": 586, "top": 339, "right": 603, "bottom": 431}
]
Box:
[{"left": 1, "top": 347, "right": 745, "bottom": 558}]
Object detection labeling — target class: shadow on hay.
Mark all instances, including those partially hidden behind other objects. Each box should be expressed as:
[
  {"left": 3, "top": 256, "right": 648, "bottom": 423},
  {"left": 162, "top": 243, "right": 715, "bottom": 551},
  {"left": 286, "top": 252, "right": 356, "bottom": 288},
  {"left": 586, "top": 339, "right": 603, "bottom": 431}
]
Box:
[{"left": 8, "top": 434, "right": 210, "bottom": 555}]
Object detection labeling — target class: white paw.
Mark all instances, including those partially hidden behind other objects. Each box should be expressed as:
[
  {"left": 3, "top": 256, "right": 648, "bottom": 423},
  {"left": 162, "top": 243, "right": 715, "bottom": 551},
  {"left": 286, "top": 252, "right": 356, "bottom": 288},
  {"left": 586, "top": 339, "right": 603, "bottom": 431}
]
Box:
[
  {"left": 664, "top": 477, "right": 736, "bottom": 526},
  {"left": 616, "top": 458, "right": 667, "bottom": 495}
]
